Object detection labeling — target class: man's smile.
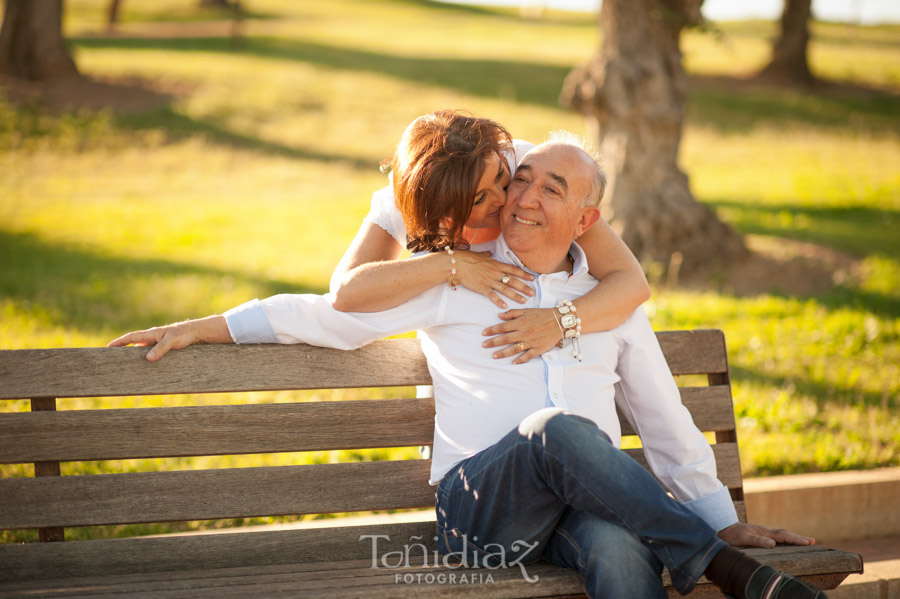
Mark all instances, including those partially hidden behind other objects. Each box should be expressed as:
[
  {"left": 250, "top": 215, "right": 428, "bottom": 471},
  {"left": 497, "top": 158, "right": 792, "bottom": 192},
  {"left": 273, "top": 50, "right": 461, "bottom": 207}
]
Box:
[{"left": 514, "top": 214, "right": 540, "bottom": 226}]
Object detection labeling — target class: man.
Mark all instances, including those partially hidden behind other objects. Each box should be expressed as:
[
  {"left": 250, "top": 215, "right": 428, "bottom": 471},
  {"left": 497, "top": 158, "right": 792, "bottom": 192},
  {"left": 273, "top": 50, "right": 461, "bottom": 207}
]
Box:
[{"left": 110, "top": 136, "right": 824, "bottom": 599}]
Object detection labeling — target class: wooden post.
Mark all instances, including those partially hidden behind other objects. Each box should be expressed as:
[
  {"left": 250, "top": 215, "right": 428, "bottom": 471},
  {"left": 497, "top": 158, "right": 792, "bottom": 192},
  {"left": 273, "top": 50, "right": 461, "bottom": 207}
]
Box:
[
  {"left": 708, "top": 371, "right": 745, "bottom": 509},
  {"left": 31, "top": 397, "right": 65, "bottom": 542}
]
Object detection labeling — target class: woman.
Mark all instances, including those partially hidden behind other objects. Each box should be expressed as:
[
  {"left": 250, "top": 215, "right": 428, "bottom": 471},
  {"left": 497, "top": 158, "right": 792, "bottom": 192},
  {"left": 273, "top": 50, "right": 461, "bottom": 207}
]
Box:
[
  {"left": 328, "top": 110, "right": 649, "bottom": 363},
  {"left": 109, "top": 110, "right": 650, "bottom": 363}
]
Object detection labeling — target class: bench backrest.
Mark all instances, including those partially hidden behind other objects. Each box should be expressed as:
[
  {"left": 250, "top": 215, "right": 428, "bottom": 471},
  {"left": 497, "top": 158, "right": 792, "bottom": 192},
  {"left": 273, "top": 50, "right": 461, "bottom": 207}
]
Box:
[{"left": 0, "top": 331, "right": 744, "bottom": 546}]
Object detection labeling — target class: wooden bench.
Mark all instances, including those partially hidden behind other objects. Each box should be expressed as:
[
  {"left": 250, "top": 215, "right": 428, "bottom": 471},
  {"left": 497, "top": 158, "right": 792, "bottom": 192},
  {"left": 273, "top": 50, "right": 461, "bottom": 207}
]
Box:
[{"left": 0, "top": 331, "right": 862, "bottom": 597}]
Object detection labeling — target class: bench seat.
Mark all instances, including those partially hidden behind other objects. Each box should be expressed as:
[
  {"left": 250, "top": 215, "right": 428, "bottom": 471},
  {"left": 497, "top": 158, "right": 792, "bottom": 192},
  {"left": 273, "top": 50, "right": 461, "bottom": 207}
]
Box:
[{"left": 0, "top": 333, "right": 863, "bottom": 597}]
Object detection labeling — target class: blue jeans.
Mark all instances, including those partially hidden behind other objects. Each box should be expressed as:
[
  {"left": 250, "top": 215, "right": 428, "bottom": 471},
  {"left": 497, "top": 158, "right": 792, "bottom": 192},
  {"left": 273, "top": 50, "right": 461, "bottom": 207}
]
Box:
[{"left": 435, "top": 408, "right": 726, "bottom": 598}]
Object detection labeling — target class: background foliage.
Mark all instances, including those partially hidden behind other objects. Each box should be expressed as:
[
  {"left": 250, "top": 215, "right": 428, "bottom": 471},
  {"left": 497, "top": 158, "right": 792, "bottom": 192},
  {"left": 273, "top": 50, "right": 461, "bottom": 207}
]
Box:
[{"left": 1, "top": 0, "right": 898, "bottom": 540}]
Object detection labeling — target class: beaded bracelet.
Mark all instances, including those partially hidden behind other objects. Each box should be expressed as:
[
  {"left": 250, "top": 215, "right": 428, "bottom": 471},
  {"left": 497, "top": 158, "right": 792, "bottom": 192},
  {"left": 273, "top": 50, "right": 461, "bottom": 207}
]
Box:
[
  {"left": 555, "top": 300, "right": 583, "bottom": 361},
  {"left": 445, "top": 246, "right": 460, "bottom": 290}
]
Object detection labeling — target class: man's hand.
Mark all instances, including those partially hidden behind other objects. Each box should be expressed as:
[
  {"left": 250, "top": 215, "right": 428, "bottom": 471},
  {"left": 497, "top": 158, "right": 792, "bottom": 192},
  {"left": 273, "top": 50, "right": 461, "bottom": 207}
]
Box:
[
  {"left": 719, "top": 522, "right": 815, "bottom": 548},
  {"left": 107, "top": 315, "right": 231, "bottom": 361}
]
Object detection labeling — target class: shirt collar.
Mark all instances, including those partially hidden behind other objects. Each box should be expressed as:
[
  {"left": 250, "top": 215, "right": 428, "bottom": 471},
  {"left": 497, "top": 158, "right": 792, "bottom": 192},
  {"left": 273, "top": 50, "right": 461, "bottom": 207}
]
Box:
[{"left": 493, "top": 234, "right": 589, "bottom": 279}]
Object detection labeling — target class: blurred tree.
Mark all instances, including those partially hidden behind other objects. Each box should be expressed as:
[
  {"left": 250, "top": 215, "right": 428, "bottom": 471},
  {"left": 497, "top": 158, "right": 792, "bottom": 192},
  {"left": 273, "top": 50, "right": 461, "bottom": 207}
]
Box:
[
  {"left": 199, "top": 0, "right": 233, "bottom": 7},
  {"left": 0, "top": 0, "right": 80, "bottom": 80},
  {"left": 108, "top": 0, "right": 123, "bottom": 31},
  {"left": 561, "top": 0, "right": 746, "bottom": 274},
  {"left": 756, "top": 0, "right": 815, "bottom": 86}
]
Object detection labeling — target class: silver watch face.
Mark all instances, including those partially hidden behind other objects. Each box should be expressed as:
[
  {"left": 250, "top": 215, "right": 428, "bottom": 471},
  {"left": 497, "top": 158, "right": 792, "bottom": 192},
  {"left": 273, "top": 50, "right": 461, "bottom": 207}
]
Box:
[{"left": 561, "top": 314, "right": 577, "bottom": 328}]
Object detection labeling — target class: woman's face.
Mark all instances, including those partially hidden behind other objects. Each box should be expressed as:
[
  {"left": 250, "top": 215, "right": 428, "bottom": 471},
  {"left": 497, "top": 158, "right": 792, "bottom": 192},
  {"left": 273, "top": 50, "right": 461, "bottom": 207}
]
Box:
[{"left": 465, "top": 152, "right": 510, "bottom": 229}]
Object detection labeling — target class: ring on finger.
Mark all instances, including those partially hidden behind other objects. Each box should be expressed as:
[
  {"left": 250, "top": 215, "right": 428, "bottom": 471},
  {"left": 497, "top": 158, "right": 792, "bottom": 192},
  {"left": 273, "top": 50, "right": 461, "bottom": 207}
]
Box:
[
  {"left": 501, "top": 275, "right": 511, "bottom": 285},
  {"left": 515, "top": 341, "right": 525, "bottom": 352}
]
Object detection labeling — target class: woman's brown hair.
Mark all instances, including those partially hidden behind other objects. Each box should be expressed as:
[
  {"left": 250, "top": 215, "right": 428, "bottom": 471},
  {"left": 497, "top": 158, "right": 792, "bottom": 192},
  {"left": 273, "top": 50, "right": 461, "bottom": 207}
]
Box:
[{"left": 386, "top": 110, "right": 513, "bottom": 253}]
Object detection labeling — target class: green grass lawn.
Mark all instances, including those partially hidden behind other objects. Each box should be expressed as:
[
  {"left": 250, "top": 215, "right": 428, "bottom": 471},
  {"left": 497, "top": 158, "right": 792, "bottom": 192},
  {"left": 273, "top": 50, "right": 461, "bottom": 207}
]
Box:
[{"left": 1, "top": 0, "right": 898, "bottom": 540}]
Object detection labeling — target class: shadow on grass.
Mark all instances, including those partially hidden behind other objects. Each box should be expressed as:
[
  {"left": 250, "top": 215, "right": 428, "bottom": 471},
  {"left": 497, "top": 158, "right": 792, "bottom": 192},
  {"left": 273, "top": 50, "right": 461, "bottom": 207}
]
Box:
[
  {"left": 706, "top": 199, "right": 900, "bottom": 259},
  {"left": 388, "top": 0, "right": 596, "bottom": 23},
  {"left": 70, "top": 35, "right": 574, "bottom": 109},
  {"left": 115, "top": 107, "right": 378, "bottom": 170},
  {"left": 731, "top": 364, "right": 897, "bottom": 411},
  {"left": 0, "top": 230, "right": 322, "bottom": 335},
  {"left": 688, "top": 75, "right": 900, "bottom": 135},
  {"left": 815, "top": 284, "right": 900, "bottom": 323},
  {"left": 69, "top": 35, "right": 900, "bottom": 135}
]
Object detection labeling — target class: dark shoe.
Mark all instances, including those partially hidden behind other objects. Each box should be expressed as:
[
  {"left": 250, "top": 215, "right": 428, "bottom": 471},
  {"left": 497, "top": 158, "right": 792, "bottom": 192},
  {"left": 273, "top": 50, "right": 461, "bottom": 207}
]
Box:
[{"left": 746, "top": 565, "right": 827, "bottom": 598}]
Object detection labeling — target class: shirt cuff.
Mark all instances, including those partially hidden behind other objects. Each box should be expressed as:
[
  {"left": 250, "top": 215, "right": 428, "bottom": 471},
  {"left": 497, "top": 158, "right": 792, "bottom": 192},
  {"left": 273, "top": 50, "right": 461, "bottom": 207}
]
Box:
[
  {"left": 223, "top": 299, "right": 278, "bottom": 344},
  {"left": 680, "top": 486, "right": 739, "bottom": 532}
]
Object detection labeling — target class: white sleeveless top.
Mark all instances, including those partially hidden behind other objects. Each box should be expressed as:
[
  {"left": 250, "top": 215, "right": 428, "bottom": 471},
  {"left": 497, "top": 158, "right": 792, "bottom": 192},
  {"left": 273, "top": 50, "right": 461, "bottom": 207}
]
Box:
[{"left": 363, "top": 140, "right": 536, "bottom": 247}]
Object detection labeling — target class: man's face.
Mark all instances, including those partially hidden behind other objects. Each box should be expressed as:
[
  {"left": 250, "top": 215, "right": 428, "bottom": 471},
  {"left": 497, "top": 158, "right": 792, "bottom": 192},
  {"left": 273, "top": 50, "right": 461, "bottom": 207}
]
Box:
[{"left": 500, "top": 143, "right": 596, "bottom": 261}]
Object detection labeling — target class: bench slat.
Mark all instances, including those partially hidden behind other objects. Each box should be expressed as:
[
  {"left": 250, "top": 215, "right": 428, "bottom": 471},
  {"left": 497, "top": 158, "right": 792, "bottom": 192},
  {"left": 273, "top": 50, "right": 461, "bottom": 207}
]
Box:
[
  {"left": 0, "top": 387, "right": 735, "bottom": 463},
  {"left": 0, "top": 522, "right": 438, "bottom": 582},
  {"left": 0, "top": 398, "right": 437, "bottom": 463},
  {"left": 0, "top": 461, "right": 436, "bottom": 530},
  {"left": 0, "top": 331, "right": 725, "bottom": 400},
  {"left": 0, "top": 444, "right": 741, "bottom": 531},
  {"left": 0, "top": 521, "right": 860, "bottom": 592},
  {"left": 0, "top": 340, "right": 432, "bottom": 400},
  {"left": 656, "top": 330, "right": 727, "bottom": 375}
]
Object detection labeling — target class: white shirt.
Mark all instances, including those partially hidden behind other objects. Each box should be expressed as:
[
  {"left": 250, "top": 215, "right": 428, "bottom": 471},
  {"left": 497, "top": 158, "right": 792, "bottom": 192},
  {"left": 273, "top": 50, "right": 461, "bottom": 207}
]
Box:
[{"left": 224, "top": 235, "right": 739, "bottom": 531}]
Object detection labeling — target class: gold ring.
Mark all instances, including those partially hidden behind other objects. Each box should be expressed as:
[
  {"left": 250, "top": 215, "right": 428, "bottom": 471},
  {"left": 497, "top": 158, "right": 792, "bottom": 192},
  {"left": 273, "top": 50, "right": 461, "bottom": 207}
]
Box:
[
  {"left": 516, "top": 342, "right": 526, "bottom": 352},
  {"left": 501, "top": 275, "right": 511, "bottom": 285}
]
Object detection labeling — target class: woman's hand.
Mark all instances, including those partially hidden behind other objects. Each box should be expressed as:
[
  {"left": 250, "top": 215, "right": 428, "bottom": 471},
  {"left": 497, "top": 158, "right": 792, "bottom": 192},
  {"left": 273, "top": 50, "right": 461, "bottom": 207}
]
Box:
[
  {"left": 455, "top": 250, "right": 534, "bottom": 309},
  {"left": 481, "top": 308, "right": 562, "bottom": 364}
]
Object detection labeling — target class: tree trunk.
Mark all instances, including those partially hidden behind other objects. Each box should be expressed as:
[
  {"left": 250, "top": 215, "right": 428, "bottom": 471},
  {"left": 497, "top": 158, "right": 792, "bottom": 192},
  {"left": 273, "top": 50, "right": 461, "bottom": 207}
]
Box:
[
  {"left": 757, "top": 0, "right": 815, "bottom": 87},
  {"left": 560, "top": 0, "right": 745, "bottom": 275},
  {"left": 0, "top": 0, "right": 79, "bottom": 81},
  {"left": 107, "top": 0, "right": 123, "bottom": 30}
]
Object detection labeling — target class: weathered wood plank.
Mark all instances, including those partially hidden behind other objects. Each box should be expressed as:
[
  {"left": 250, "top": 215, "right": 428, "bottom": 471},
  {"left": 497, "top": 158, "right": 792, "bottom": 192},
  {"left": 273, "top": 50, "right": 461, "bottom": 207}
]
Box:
[
  {"left": 0, "top": 398, "right": 437, "bottom": 463},
  {"left": 30, "top": 397, "right": 66, "bottom": 543},
  {"left": 0, "top": 445, "right": 740, "bottom": 531},
  {"left": 656, "top": 330, "right": 727, "bottom": 375},
  {"left": 0, "top": 461, "right": 435, "bottom": 530},
  {"left": 734, "top": 500, "right": 747, "bottom": 523},
  {"left": 0, "top": 332, "right": 725, "bottom": 401},
  {"left": 0, "top": 523, "right": 438, "bottom": 583},
  {"left": 0, "top": 388, "right": 735, "bottom": 464},
  {"left": 0, "top": 340, "right": 432, "bottom": 400},
  {"left": 0, "top": 543, "right": 860, "bottom": 596},
  {"left": 0, "top": 561, "right": 587, "bottom": 599}
]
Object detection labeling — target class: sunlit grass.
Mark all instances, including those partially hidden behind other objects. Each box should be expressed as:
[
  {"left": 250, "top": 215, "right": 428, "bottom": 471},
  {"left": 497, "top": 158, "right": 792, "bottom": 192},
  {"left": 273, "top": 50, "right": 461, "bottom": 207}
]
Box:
[{"left": 1, "top": 0, "right": 899, "bottom": 541}]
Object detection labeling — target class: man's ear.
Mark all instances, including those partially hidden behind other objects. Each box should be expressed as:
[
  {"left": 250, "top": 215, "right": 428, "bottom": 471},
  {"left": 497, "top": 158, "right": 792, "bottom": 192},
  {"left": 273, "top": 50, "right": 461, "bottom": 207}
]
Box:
[{"left": 574, "top": 206, "right": 601, "bottom": 237}]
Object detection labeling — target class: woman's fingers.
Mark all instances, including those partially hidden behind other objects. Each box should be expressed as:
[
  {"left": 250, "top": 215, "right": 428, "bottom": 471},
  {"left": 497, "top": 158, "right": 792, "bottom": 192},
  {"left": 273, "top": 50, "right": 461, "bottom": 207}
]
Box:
[
  {"left": 486, "top": 290, "right": 508, "bottom": 309},
  {"left": 480, "top": 308, "right": 563, "bottom": 364},
  {"left": 512, "top": 349, "right": 541, "bottom": 365},
  {"left": 481, "top": 324, "right": 521, "bottom": 347},
  {"left": 486, "top": 340, "right": 541, "bottom": 364},
  {"left": 494, "top": 283, "right": 528, "bottom": 305},
  {"left": 483, "top": 332, "right": 520, "bottom": 352}
]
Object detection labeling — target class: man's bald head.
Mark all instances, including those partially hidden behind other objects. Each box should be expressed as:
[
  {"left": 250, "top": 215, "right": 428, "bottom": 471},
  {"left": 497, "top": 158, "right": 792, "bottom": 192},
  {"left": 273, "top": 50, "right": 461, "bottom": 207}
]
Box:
[{"left": 541, "top": 130, "right": 606, "bottom": 208}]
